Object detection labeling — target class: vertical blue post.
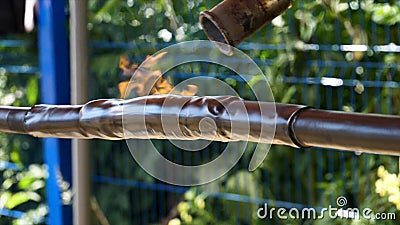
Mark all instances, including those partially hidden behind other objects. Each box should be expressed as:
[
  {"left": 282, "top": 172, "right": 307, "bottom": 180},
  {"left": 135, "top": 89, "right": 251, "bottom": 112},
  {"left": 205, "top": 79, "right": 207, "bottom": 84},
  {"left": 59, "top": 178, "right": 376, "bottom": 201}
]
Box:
[{"left": 38, "top": 1, "right": 72, "bottom": 225}]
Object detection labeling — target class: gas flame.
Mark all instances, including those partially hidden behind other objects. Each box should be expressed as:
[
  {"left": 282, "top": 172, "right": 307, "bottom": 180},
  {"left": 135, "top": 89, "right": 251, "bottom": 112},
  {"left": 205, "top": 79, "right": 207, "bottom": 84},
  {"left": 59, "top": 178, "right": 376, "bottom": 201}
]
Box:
[{"left": 118, "top": 52, "right": 198, "bottom": 98}]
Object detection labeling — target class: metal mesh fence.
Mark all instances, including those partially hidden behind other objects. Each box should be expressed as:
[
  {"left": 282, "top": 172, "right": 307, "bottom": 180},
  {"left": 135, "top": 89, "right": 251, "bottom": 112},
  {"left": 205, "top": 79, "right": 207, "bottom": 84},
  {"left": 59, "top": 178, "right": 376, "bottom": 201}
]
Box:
[
  {"left": 0, "top": 0, "right": 399, "bottom": 224},
  {"left": 88, "top": 1, "right": 400, "bottom": 224}
]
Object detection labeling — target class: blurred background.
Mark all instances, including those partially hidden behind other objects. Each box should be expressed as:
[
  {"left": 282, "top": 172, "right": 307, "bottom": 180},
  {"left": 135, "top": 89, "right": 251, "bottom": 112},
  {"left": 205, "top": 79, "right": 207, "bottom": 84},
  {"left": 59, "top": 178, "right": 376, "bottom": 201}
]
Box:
[{"left": 0, "top": 0, "right": 399, "bottom": 224}]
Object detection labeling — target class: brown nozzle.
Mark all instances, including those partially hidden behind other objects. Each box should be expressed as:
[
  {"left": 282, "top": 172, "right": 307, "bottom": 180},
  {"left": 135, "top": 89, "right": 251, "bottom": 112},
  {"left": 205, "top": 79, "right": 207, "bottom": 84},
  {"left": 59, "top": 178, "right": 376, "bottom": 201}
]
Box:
[{"left": 200, "top": 0, "right": 292, "bottom": 55}]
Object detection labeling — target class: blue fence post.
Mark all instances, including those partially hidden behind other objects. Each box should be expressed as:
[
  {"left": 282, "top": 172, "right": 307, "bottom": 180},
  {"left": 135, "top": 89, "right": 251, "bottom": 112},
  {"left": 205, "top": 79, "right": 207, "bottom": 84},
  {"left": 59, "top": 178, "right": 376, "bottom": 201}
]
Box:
[{"left": 38, "top": 1, "right": 72, "bottom": 225}]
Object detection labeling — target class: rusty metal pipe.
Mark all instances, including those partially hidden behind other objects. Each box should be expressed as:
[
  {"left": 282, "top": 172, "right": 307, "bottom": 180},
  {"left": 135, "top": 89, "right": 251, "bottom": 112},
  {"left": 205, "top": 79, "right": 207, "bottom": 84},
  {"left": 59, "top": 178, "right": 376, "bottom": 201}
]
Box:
[
  {"left": 0, "top": 95, "right": 399, "bottom": 155},
  {"left": 200, "top": 0, "right": 292, "bottom": 55}
]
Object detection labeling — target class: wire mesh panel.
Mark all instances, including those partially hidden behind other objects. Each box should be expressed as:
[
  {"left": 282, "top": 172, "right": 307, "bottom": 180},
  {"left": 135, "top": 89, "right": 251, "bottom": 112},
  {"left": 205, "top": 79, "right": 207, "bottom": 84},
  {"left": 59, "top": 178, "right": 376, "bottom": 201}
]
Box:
[{"left": 88, "top": 0, "right": 399, "bottom": 224}]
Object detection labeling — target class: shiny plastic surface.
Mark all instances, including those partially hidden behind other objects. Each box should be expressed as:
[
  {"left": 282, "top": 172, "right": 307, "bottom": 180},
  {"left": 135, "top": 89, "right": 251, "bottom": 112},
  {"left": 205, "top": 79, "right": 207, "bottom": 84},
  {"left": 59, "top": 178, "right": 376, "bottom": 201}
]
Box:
[{"left": 0, "top": 95, "right": 399, "bottom": 155}]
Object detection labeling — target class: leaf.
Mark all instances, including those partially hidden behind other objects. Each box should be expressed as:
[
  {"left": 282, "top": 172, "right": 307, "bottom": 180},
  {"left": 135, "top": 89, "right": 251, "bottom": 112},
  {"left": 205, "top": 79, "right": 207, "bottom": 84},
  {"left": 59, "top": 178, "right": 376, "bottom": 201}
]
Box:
[
  {"left": 280, "top": 85, "right": 297, "bottom": 103},
  {"left": 295, "top": 10, "right": 318, "bottom": 41},
  {"left": 322, "top": 0, "right": 349, "bottom": 14},
  {"left": 371, "top": 4, "right": 400, "bottom": 25},
  {"left": 2, "top": 178, "right": 14, "bottom": 190},
  {"left": 335, "top": 3, "right": 349, "bottom": 13},
  {"left": 10, "top": 149, "right": 21, "bottom": 165},
  {"left": 95, "top": 0, "right": 120, "bottom": 20},
  {"left": 26, "top": 77, "right": 38, "bottom": 105},
  {"left": 18, "top": 175, "right": 37, "bottom": 190},
  {"left": 5, "top": 191, "right": 40, "bottom": 209},
  {"left": 0, "top": 191, "right": 12, "bottom": 208}
]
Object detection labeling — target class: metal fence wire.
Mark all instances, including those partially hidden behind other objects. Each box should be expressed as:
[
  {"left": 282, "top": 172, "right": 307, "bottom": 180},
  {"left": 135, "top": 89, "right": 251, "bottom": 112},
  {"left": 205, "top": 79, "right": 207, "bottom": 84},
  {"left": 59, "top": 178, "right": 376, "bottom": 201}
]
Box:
[{"left": 88, "top": 0, "right": 399, "bottom": 224}]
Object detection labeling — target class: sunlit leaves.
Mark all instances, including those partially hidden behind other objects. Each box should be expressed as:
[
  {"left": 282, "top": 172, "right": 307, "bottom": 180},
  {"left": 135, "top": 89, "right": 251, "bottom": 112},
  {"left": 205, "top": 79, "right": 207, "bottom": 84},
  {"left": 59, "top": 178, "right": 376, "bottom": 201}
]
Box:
[
  {"left": 321, "top": 0, "right": 349, "bottom": 14},
  {"left": 4, "top": 192, "right": 41, "bottom": 209},
  {"left": 25, "top": 77, "right": 38, "bottom": 106},
  {"left": 12, "top": 204, "right": 48, "bottom": 225},
  {"left": 0, "top": 163, "right": 47, "bottom": 224},
  {"left": 370, "top": 4, "right": 400, "bottom": 26},
  {"left": 295, "top": 10, "right": 321, "bottom": 41}
]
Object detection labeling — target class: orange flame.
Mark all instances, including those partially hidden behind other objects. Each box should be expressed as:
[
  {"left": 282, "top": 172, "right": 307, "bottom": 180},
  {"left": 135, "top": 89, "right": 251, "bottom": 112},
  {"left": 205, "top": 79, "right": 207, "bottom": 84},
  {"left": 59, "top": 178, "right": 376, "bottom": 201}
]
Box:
[{"left": 118, "top": 53, "right": 198, "bottom": 98}]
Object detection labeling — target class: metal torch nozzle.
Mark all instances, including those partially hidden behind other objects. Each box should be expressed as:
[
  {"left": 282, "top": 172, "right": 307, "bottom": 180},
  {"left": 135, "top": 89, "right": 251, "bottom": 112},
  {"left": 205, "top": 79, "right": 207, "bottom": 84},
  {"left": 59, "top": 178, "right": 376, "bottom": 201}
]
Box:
[{"left": 200, "top": 0, "right": 292, "bottom": 55}]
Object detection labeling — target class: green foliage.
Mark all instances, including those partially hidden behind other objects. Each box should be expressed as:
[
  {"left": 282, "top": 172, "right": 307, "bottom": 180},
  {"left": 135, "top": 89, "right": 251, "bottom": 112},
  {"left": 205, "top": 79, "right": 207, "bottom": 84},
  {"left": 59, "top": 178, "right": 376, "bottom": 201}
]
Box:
[
  {"left": 368, "top": 3, "right": 400, "bottom": 25},
  {"left": 86, "top": 0, "right": 400, "bottom": 224},
  {"left": 1, "top": 0, "right": 397, "bottom": 224},
  {"left": 0, "top": 163, "right": 47, "bottom": 225},
  {"left": 172, "top": 171, "right": 263, "bottom": 225},
  {"left": 0, "top": 34, "right": 44, "bottom": 224},
  {"left": 174, "top": 189, "right": 219, "bottom": 225},
  {"left": 25, "top": 77, "right": 38, "bottom": 106},
  {"left": 223, "top": 170, "right": 262, "bottom": 224}
]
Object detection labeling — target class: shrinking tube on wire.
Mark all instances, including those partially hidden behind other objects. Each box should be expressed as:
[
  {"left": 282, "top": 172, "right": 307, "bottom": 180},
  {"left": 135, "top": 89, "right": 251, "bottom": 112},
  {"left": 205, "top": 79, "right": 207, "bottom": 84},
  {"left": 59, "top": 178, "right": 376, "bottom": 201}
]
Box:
[{"left": 0, "top": 95, "right": 399, "bottom": 155}]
